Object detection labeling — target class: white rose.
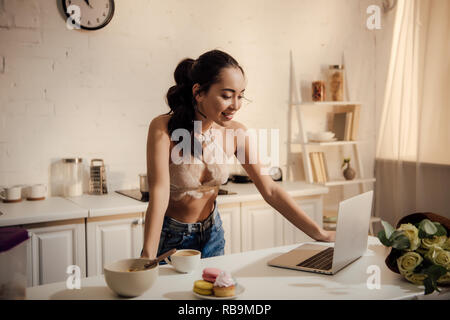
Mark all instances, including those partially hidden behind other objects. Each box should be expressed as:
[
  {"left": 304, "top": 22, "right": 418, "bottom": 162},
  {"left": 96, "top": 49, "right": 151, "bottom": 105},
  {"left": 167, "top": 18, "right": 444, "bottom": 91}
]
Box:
[
  {"left": 421, "top": 235, "right": 446, "bottom": 250},
  {"left": 398, "top": 223, "right": 420, "bottom": 251},
  {"left": 404, "top": 272, "right": 427, "bottom": 285},
  {"left": 397, "top": 252, "right": 423, "bottom": 275},
  {"left": 437, "top": 272, "right": 450, "bottom": 284},
  {"left": 425, "top": 247, "right": 450, "bottom": 270},
  {"left": 442, "top": 237, "right": 450, "bottom": 251}
]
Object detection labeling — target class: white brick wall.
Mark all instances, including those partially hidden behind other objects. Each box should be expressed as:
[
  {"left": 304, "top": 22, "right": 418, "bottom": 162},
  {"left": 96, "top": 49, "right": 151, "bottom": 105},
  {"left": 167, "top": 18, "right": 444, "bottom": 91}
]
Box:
[{"left": 0, "top": 0, "right": 391, "bottom": 198}]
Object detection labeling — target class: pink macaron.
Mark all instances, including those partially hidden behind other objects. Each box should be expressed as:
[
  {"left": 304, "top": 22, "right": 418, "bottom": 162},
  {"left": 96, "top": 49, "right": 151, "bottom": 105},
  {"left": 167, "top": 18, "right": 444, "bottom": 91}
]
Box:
[{"left": 202, "top": 268, "right": 222, "bottom": 283}]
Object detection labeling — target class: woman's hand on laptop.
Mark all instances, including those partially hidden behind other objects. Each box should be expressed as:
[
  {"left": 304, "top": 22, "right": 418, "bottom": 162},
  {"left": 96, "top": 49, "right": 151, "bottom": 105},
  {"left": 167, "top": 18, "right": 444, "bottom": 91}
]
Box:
[{"left": 316, "top": 229, "right": 336, "bottom": 242}]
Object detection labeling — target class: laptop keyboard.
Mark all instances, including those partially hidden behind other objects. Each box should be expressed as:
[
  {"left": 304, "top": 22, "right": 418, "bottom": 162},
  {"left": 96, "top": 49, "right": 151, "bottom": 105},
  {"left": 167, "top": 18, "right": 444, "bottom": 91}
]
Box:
[{"left": 296, "top": 247, "right": 334, "bottom": 271}]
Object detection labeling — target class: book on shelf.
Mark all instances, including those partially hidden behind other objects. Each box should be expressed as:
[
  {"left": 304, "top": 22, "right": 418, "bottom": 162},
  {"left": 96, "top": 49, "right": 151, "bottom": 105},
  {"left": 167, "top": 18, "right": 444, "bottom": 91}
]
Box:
[
  {"left": 309, "top": 152, "right": 316, "bottom": 182},
  {"left": 309, "top": 152, "right": 328, "bottom": 183},
  {"left": 320, "top": 152, "right": 329, "bottom": 182},
  {"left": 309, "top": 152, "right": 320, "bottom": 183},
  {"left": 316, "top": 152, "right": 324, "bottom": 182},
  {"left": 309, "top": 152, "right": 319, "bottom": 183},
  {"left": 350, "top": 105, "right": 360, "bottom": 140},
  {"left": 332, "top": 112, "right": 346, "bottom": 140},
  {"left": 318, "top": 152, "right": 326, "bottom": 183},
  {"left": 332, "top": 111, "right": 354, "bottom": 141},
  {"left": 344, "top": 111, "right": 353, "bottom": 141}
]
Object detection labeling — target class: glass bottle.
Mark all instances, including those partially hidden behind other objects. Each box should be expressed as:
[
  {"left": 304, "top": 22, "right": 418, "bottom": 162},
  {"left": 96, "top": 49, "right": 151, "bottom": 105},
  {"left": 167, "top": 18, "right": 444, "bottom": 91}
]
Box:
[
  {"left": 312, "top": 81, "right": 325, "bottom": 102},
  {"left": 62, "top": 158, "right": 83, "bottom": 197},
  {"left": 328, "top": 65, "right": 344, "bottom": 101}
]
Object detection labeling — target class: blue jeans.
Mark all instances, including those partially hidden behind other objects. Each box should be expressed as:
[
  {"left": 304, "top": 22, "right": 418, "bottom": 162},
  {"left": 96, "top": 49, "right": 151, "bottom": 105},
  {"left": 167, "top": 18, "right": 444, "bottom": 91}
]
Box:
[{"left": 156, "top": 201, "right": 225, "bottom": 264}]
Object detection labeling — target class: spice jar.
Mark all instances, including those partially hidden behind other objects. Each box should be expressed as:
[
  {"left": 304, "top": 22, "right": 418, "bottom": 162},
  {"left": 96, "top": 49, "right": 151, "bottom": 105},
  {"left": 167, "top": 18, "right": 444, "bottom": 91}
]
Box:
[
  {"left": 62, "top": 158, "right": 84, "bottom": 197},
  {"left": 328, "top": 65, "right": 344, "bottom": 101},
  {"left": 312, "top": 81, "right": 325, "bottom": 101}
]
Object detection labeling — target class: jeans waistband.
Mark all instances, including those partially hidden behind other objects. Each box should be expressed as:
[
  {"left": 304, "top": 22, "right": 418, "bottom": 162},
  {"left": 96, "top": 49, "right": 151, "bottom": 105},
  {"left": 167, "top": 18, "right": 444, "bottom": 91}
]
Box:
[{"left": 163, "top": 201, "right": 218, "bottom": 233}]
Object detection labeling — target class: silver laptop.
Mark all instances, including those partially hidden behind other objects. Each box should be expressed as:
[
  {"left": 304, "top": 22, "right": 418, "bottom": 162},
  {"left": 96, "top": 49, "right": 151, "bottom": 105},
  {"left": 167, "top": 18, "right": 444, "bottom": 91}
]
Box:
[{"left": 268, "top": 190, "right": 374, "bottom": 275}]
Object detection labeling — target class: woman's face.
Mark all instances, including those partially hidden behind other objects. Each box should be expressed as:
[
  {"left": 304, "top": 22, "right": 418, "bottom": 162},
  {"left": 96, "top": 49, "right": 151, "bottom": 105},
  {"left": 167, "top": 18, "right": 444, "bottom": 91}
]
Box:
[{"left": 194, "top": 67, "right": 247, "bottom": 127}]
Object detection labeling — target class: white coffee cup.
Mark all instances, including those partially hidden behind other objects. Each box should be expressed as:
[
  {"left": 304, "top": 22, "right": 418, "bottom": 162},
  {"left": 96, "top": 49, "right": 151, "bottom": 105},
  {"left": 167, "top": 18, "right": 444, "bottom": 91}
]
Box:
[
  {"left": 30, "top": 184, "right": 47, "bottom": 199},
  {"left": 164, "top": 249, "right": 201, "bottom": 273},
  {"left": 0, "top": 186, "right": 22, "bottom": 201}
]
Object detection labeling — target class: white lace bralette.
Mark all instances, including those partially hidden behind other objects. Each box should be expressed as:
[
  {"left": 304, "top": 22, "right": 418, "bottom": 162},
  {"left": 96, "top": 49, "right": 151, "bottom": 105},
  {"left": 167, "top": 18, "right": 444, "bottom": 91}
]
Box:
[{"left": 169, "top": 131, "right": 230, "bottom": 201}]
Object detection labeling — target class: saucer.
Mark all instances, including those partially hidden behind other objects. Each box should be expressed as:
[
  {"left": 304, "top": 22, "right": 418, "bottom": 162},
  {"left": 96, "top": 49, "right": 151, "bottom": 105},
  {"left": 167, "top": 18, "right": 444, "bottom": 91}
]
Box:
[
  {"left": 2, "top": 198, "right": 22, "bottom": 203},
  {"left": 27, "top": 197, "right": 46, "bottom": 201}
]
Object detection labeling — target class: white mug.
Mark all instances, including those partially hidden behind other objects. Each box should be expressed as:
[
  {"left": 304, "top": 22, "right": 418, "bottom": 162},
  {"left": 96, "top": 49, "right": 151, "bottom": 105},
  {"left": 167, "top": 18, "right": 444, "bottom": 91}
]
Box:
[
  {"left": 164, "top": 249, "right": 201, "bottom": 273},
  {"left": 30, "top": 184, "right": 47, "bottom": 199},
  {"left": 0, "top": 186, "right": 22, "bottom": 201}
]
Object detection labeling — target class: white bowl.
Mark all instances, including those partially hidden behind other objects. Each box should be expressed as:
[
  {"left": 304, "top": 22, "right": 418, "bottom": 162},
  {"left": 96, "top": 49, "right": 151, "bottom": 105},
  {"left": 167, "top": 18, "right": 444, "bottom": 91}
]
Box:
[
  {"left": 316, "top": 131, "right": 334, "bottom": 139},
  {"left": 307, "top": 132, "right": 317, "bottom": 141},
  {"left": 307, "top": 131, "right": 335, "bottom": 141},
  {"left": 104, "top": 258, "right": 158, "bottom": 297}
]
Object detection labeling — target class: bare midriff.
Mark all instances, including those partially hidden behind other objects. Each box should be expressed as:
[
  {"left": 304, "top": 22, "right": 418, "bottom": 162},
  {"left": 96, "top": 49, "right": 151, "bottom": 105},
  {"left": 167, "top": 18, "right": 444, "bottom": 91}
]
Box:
[{"left": 164, "top": 189, "right": 218, "bottom": 223}]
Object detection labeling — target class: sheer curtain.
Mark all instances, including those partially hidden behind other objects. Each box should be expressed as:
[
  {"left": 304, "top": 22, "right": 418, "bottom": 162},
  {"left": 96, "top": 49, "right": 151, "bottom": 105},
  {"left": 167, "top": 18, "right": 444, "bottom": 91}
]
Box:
[{"left": 375, "top": 0, "right": 450, "bottom": 229}]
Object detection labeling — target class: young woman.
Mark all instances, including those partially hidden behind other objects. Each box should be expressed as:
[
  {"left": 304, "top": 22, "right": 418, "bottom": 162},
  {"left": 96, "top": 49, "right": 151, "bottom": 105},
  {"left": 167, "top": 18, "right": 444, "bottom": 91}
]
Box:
[{"left": 141, "top": 49, "right": 335, "bottom": 260}]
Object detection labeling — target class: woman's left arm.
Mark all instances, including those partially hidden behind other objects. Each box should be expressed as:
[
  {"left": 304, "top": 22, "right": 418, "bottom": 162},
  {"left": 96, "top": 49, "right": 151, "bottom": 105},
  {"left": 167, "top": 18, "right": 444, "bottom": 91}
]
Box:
[{"left": 233, "top": 123, "right": 335, "bottom": 242}]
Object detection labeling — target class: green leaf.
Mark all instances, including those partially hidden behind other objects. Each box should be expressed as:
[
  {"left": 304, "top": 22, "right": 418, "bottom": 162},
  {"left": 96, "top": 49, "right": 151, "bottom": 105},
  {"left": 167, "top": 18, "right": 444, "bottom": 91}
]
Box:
[
  {"left": 423, "top": 277, "right": 436, "bottom": 295},
  {"left": 422, "top": 265, "right": 447, "bottom": 295},
  {"left": 434, "top": 222, "right": 447, "bottom": 237},
  {"left": 377, "top": 230, "right": 393, "bottom": 247},
  {"left": 425, "top": 264, "right": 447, "bottom": 279},
  {"left": 418, "top": 229, "right": 428, "bottom": 239},
  {"left": 419, "top": 219, "right": 438, "bottom": 236},
  {"left": 381, "top": 220, "right": 395, "bottom": 239},
  {"left": 390, "top": 231, "right": 410, "bottom": 250}
]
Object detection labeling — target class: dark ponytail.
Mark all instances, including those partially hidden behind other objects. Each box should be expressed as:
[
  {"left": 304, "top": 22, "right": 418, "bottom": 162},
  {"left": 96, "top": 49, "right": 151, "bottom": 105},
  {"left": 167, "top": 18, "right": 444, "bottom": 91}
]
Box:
[
  {"left": 166, "top": 50, "right": 244, "bottom": 137},
  {"left": 166, "top": 58, "right": 197, "bottom": 135}
]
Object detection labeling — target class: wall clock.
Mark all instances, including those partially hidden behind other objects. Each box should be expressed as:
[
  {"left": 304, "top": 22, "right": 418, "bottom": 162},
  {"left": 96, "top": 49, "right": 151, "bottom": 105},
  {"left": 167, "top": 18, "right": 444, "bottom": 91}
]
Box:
[{"left": 62, "top": 0, "right": 115, "bottom": 31}]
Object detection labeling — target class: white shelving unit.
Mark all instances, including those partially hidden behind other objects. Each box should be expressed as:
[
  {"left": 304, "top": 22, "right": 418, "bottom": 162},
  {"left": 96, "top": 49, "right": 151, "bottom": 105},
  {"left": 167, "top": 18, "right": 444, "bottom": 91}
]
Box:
[
  {"left": 290, "top": 101, "right": 379, "bottom": 234},
  {"left": 295, "top": 101, "right": 376, "bottom": 186},
  {"left": 285, "top": 52, "right": 380, "bottom": 234}
]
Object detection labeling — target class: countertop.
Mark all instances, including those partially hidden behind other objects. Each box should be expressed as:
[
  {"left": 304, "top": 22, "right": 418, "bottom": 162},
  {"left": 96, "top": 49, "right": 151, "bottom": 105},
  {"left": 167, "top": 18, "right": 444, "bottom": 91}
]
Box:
[
  {"left": 0, "top": 197, "right": 88, "bottom": 227},
  {"left": 218, "top": 181, "right": 328, "bottom": 204},
  {"left": 0, "top": 181, "right": 328, "bottom": 226},
  {"left": 25, "top": 236, "right": 449, "bottom": 300},
  {"left": 65, "top": 192, "right": 148, "bottom": 218}
]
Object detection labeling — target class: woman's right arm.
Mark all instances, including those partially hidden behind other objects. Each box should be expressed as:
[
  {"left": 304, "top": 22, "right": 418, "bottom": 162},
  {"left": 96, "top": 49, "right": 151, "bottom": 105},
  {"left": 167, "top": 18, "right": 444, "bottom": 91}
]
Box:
[{"left": 141, "top": 116, "right": 171, "bottom": 259}]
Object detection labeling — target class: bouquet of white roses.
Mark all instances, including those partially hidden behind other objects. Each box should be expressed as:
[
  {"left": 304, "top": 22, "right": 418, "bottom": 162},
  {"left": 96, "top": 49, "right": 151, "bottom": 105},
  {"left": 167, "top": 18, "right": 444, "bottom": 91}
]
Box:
[{"left": 378, "top": 213, "right": 450, "bottom": 295}]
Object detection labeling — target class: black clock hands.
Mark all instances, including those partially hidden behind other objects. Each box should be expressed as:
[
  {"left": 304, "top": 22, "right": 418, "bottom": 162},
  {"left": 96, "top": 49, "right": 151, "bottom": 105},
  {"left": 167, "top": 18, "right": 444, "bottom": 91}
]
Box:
[
  {"left": 84, "top": 0, "right": 93, "bottom": 8},
  {"left": 63, "top": 0, "right": 114, "bottom": 30}
]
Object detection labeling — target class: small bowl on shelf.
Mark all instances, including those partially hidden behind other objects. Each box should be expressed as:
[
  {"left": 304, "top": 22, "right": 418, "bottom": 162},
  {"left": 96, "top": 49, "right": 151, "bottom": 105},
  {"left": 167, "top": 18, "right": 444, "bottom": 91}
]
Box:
[{"left": 307, "top": 131, "right": 335, "bottom": 142}]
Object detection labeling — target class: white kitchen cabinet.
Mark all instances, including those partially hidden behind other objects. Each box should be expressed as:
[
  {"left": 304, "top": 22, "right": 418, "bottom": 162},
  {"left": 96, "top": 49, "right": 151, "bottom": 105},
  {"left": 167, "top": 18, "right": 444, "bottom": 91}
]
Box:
[
  {"left": 282, "top": 196, "right": 323, "bottom": 245},
  {"left": 217, "top": 203, "right": 241, "bottom": 255},
  {"left": 240, "top": 196, "right": 323, "bottom": 251},
  {"left": 24, "top": 218, "right": 86, "bottom": 287},
  {"left": 86, "top": 212, "right": 144, "bottom": 277},
  {"left": 240, "top": 201, "right": 284, "bottom": 252}
]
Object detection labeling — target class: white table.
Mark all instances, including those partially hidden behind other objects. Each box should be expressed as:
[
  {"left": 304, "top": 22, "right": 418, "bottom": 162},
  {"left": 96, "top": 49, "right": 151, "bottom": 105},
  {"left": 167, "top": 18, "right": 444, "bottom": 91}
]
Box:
[{"left": 25, "top": 236, "right": 449, "bottom": 300}]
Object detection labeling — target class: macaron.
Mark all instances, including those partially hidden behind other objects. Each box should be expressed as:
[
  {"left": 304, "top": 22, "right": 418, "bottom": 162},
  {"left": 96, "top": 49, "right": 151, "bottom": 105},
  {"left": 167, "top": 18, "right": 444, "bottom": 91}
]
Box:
[
  {"left": 202, "top": 267, "right": 222, "bottom": 283},
  {"left": 193, "top": 280, "right": 214, "bottom": 296}
]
